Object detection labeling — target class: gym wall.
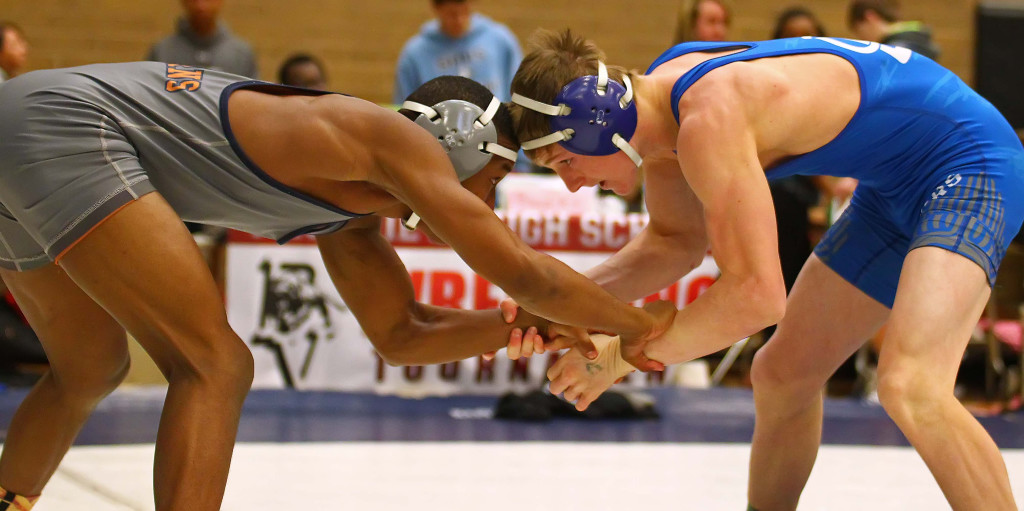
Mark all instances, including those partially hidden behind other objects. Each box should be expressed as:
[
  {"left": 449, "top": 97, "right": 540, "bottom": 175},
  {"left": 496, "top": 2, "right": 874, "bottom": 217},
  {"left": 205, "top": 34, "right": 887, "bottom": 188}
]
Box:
[{"left": 6, "top": 1, "right": 975, "bottom": 104}]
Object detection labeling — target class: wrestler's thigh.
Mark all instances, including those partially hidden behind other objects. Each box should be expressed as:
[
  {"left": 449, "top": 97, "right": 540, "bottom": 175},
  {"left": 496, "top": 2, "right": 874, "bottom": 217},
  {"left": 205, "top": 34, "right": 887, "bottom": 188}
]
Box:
[
  {"left": 57, "top": 192, "right": 242, "bottom": 376},
  {"left": 0, "top": 264, "right": 127, "bottom": 381},
  {"left": 756, "top": 253, "right": 890, "bottom": 383}
]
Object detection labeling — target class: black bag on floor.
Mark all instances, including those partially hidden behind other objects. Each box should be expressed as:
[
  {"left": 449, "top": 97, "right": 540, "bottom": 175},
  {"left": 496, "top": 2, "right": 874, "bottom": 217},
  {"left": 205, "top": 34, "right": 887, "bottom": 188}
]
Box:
[{"left": 494, "top": 389, "right": 659, "bottom": 421}]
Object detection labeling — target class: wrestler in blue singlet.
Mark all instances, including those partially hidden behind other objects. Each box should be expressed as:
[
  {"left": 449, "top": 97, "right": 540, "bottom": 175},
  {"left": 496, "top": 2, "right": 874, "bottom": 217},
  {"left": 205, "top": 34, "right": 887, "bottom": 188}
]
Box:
[{"left": 646, "top": 37, "right": 1024, "bottom": 307}]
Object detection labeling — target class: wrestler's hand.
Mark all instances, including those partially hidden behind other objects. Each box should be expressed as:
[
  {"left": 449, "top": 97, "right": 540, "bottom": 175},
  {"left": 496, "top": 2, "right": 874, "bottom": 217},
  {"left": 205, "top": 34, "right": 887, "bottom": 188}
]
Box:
[
  {"left": 619, "top": 300, "right": 676, "bottom": 372},
  {"left": 482, "top": 299, "right": 533, "bottom": 361},
  {"left": 547, "top": 334, "right": 634, "bottom": 411},
  {"left": 486, "top": 298, "right": 597, "bottom": 361}
]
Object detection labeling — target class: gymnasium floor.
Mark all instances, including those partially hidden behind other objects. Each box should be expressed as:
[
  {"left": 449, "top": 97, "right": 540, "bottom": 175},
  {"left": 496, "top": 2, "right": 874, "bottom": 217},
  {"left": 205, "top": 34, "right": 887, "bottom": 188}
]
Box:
[{"left": 1, "top": 386, "right": 1022, "bottom": 510}]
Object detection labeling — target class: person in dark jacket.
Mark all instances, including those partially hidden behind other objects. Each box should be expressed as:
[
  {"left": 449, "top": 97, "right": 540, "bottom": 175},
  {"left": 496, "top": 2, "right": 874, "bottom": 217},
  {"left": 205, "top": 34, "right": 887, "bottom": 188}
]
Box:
[{"left": 848, "top": 0, "right": 940, "bottom": 61}]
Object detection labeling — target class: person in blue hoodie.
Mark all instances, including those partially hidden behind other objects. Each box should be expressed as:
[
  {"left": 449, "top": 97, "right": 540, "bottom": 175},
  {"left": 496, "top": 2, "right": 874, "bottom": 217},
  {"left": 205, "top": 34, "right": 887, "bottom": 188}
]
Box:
[{"left": 393, "top": 0, "right": 521, "bottom": 104}]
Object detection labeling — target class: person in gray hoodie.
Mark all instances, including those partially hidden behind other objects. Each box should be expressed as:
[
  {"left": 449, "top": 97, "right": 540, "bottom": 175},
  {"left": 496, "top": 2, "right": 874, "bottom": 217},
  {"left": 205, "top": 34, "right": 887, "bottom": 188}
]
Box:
[{"left": 148, "top": 0, "right": 259, "bottom": 79}]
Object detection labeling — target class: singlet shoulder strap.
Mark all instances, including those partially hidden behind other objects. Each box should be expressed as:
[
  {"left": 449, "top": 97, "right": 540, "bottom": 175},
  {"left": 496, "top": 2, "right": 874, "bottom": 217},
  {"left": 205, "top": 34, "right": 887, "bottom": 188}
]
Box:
[
  {"left": 646, "top": 42, "right": 757, "bottom": 123},
  {"left": 645, "top": 42, "right": 754, "bottom": 74}
]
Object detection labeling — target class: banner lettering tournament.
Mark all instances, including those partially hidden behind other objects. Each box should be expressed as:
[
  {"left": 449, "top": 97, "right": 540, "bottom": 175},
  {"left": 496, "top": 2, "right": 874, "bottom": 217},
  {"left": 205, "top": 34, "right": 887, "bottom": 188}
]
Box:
[{"left": 226, "top": 212, "right": 718, "bottom": 396}]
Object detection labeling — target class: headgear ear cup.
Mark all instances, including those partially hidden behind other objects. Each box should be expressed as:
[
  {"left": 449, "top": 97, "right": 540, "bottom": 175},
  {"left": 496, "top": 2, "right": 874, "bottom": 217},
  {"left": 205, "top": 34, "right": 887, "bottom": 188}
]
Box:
[
  {"left": 403, "top": 213, "right": 421, "bottom": 230},
  {"left": 512, "top": 61, "right": 642, "bottom": 167},
  {"left": 401, "top": 95, "right": 518, "bottom": 230}
]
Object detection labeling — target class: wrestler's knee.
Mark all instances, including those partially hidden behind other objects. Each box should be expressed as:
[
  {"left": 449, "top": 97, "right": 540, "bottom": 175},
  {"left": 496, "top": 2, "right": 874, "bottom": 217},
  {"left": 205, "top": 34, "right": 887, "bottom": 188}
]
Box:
[
  {"left": 53, "top": 346, "right": 131, "bottom": 405},
  {"left": 751, "top": 337, "right": 816, "bottom": 392},
  {"left": 157, "top": 326, "right": 254, "bottom": 398},
  {"left": 876, "top": 361, "right": 944, "bottom": 429},
  {"left": 750, "top": 344, "right": 782, "bottom": 389}
]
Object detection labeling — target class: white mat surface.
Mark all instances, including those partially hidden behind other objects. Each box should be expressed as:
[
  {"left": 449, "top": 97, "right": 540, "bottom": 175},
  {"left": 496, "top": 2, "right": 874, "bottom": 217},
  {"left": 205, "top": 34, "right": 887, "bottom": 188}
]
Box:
[{"left": 8, "top": 443, "right": 1022, "bottom": 510}]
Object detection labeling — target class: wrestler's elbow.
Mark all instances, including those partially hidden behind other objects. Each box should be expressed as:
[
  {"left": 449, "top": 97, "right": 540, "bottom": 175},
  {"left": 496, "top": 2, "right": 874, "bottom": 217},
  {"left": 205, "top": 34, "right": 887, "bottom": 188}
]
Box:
[
  {"left": 751, "top": 279, "right": 788, "bottom": 328},
  {"left": 377, "top": 350, "right": 417, "bottom": 367},
  {"left": 732, "top": 273, "right": 787, "bottom": 330},
  {"left": 369, "top": 332, "right": 406, "bottom": 366},
  {"left": 369, "top": 312, "right": 422, "bottom": 367},
  {"left": 374, "top": 334, "right": 422, "bottom": 367}
]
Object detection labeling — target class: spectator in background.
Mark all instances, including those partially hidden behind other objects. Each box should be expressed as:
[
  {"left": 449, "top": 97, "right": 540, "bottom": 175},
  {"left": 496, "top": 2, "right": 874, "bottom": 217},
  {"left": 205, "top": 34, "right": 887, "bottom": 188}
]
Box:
[
  {"left": 848, "top": 0, "right": 940, "bottom": 60},
  {"left": 148, "top": 0, "right": 259, "bottom": 78},
  {"left": 0, "top": 22, "right": 29, "bottom": 84},
  {"left": 674, "top": 0, "right": 731, "bottom": 44},
  {"left": 149, "top": 0, "right": 260, "bottom": 264},
  {"left": 395, "top": 0, "right": 527, "bottom": 173},
  {"left": 278, "top": 53, "right": 328, "bottom": 90},
  {"left": 393, "top": 0, "right": 521, "bottom": 104},
  {"left": 772, "top": 6, "right": 827, "bottom": 39}
]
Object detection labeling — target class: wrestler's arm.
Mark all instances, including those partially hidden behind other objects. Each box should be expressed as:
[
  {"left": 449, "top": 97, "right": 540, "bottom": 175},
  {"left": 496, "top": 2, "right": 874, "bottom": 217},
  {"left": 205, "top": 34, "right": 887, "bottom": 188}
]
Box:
[
  {"left": 588, "top": 72, "right": 787, "bottom": 371},
  {"left": 548, "top": 76, "right": 790, "bottom": 408},
  {"left": 623, "top": 71, "right": 787, "bottom": 365},
  {"left": 363, "top": 109, "right": 664, "bottom": 356},
  {"left": 497, "top": 159, "right": 708, "bottom": 357},
  {"left": 316, "top": 216, "right": 551, "bottom": 366},
  {"left": 582, "top": 156, "right": 709, "bottom": 302}
]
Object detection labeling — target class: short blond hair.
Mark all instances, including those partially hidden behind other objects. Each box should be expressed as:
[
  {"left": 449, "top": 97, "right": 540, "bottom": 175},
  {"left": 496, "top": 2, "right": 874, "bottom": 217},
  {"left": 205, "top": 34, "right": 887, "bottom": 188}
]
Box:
[{"left": 510, "top": 29, "right": 630, "bottom": 158}]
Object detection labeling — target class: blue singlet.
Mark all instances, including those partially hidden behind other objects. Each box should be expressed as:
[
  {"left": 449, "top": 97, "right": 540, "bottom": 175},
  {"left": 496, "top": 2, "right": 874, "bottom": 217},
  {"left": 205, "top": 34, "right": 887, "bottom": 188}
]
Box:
[{"left": 646, "top": 37, "right": 1024, "bottom": 307}]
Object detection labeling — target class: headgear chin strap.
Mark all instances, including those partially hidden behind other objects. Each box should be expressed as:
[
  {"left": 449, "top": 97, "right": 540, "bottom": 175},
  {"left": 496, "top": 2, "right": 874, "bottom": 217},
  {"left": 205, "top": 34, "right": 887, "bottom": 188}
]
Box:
[
  {"left": 401, "top": 96, "right": 518, "bottom": 230},
  {"left": 511, "top": 61, "right": 642, "bottom": 168}
]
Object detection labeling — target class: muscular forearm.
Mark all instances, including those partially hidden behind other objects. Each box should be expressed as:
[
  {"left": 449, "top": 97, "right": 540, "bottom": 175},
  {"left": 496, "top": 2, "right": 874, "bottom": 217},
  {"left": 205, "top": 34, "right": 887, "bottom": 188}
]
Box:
[
  {"left": 509, "top": 255, "right": 652, "bottom": 339},
  {"left": 593, "top": 278, "right": 783, "bottom": 373},
  {"left": 379, "top": 306, "right": 547, "bottom": 366},
  {"left": 644, "top": 278, "right": 783, "bottom": 364},
  {"left": 586, "top": 230, "right": 705, "bottom": 302}
]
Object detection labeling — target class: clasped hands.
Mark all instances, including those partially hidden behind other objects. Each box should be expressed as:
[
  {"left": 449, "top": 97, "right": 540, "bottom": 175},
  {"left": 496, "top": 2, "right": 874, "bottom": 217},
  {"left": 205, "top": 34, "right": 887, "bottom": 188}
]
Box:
[{"left": 488, "top": 299, "right": 676, "bottom": 411}]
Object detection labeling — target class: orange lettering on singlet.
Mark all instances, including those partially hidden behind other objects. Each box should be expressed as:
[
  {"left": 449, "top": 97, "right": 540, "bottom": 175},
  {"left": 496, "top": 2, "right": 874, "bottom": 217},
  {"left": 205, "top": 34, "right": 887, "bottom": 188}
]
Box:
[
  {"left": 165, "top": 80, "right": 201, "bottom": 92},
  {"left": 163, "top": 64, "right": 204, "bottom": 93},
  {"left": 167, "top": 69, "right": 203, "bottom": 81}
]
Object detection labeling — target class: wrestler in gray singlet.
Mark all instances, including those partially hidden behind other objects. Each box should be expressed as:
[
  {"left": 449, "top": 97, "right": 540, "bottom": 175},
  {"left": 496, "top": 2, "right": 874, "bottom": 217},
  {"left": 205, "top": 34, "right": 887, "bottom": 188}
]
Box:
[{"left": 0, "top": 62, "right": 361, "bottom": 270}]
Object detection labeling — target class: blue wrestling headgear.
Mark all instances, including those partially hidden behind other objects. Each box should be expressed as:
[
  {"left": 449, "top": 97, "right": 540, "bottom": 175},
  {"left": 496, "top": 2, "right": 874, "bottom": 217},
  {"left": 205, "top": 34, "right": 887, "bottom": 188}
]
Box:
[
  {"left": 401, "top": 95, "right": 518, "bottom": 230},
  {"left": 511, "top": 61, "right": 642, "bottom": 167}
]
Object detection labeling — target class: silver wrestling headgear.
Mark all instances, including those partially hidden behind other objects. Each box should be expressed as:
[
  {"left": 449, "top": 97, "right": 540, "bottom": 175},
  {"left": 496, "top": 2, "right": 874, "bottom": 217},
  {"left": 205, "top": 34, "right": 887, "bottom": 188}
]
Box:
[{"left": 401, "top": 96, "right": 518, "bottom": 230}]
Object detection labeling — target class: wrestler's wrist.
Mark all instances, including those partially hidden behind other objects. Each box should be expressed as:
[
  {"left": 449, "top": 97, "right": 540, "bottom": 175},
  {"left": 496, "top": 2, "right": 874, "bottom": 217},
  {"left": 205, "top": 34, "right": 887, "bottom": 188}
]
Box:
[
  {"left": 507, "top": 307, "right": 546, "bottom": 330},
  {"left": 606, "top": 336, "right": 639, "bottom": 379},
  {"left": 619, "top": 308, "right": 656, "bottom": 342}
]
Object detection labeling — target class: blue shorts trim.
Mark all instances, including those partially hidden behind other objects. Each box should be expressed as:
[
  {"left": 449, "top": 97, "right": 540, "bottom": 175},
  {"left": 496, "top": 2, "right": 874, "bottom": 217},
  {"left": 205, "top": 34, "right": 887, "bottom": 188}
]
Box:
[
  {"left": 909, "top": 209, "right": 1001, "bottom": 286},
  {"left": 814, "top": 166, "right": 1022, "bottom": 308}
]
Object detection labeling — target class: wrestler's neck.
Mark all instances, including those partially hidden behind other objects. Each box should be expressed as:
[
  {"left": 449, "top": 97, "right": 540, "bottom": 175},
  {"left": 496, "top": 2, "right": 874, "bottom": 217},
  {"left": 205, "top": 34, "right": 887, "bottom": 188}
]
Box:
[
  {"left": 628, "top": 75, "right": 682, "bottom": 161},
  {"left": 628, "top": 48, "right": 748, "bottom": 157}
]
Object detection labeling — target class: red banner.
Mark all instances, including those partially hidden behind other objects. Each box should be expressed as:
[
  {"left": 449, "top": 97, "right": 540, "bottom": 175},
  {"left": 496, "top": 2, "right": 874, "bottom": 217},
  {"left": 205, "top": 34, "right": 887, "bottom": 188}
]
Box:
[{"left": 228, "top": 212, "right": 654, "bottom": 253}]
